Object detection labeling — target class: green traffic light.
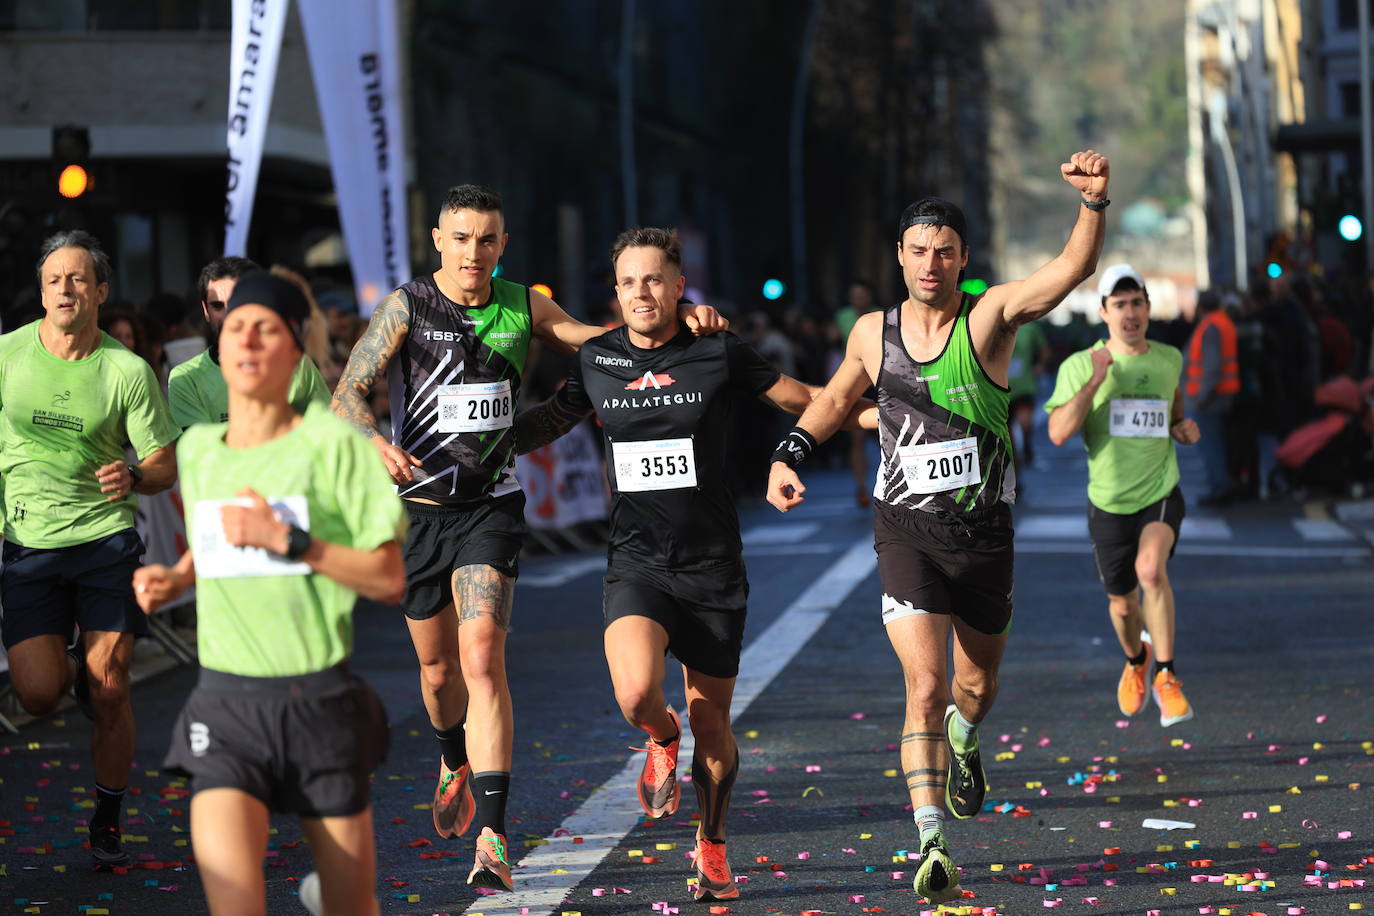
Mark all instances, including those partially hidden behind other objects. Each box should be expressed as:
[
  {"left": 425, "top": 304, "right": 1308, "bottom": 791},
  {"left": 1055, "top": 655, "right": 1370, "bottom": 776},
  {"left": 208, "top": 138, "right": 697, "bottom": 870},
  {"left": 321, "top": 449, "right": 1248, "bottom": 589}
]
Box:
[{"left": 959, "top": 278, "right": 989, "bottom": 295}]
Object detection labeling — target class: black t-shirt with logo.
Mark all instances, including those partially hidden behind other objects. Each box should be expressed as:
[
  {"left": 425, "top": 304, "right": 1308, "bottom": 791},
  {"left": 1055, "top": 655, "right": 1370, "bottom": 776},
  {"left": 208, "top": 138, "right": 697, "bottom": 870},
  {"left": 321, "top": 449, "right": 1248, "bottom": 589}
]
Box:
[{"left": 562, "top": 325, "right": 780, "bottom": 568}]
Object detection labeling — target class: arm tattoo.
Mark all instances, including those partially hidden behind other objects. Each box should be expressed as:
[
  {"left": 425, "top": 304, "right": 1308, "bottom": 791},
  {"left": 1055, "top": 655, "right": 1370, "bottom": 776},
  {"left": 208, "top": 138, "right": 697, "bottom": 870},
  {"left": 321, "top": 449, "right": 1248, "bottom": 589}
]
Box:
[
  {"left": 331, "top": 293, "right": 410, "bottom": 437},
  {"left": 513, "top": 386, "right": 593, "bottom": 454},
  {"left": 453, "top": 564, "right": 516, "bottom": 631}
]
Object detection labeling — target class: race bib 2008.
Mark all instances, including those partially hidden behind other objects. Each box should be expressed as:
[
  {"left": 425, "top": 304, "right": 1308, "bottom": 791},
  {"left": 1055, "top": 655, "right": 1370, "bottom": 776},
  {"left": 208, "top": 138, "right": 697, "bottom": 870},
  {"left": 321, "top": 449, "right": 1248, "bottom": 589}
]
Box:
[{"left": 436, "top": 381, "right": 513, "bottom": 433}]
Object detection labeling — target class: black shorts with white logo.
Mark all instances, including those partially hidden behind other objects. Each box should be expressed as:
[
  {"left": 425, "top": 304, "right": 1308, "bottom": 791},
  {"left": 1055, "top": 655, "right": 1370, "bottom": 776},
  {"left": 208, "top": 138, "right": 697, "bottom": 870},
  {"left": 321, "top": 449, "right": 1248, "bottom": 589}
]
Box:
[
  {"left": 401, "top": 492, "right": 527, "bottom": 621},
  {"left": 1087, "top": 486, "right": 1185, "bottom": 596},
  {"left": 1, "top": 528, "right": 149, "bottom": 650},
  {"left": 603, "top": 556, "right": 749, "bottom": 680},
  {"left": 163, "top": 663, "right": 389, "bottom": 818},
  {"left": 873, "top": 501, "right": 1015, "bottom": 636}
]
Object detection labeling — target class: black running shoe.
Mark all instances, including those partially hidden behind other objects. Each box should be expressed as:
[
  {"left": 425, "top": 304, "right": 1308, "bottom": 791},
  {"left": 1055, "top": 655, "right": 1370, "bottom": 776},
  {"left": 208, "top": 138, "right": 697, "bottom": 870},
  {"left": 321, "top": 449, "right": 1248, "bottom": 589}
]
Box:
[
  {"left": 944, "top": 704, "right": 986, "bottom": 819},
  {"left": 90, "top": 825, "right": 131, "bottom": 868}
]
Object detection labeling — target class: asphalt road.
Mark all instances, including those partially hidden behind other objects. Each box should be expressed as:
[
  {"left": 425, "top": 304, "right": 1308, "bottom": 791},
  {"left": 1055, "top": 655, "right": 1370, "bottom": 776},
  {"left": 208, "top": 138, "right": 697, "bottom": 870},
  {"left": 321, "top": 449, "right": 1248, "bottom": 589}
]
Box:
[{"left": 3, "top": 428, "right": 1372, "bottom": 916}]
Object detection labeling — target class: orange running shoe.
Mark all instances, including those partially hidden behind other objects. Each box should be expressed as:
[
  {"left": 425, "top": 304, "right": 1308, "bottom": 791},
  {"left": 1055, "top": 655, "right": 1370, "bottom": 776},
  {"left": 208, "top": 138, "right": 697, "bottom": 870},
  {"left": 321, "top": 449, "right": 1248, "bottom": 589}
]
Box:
[
  {"left": 467, "top": 826, "right": 514, "bottom": 892},
  {"left": 432, "top": 758, "right": 475, "bottom": 838},
  {"left": 1117, "top": 641, "right": 1152, "bottom": 717},
  {"left": 1152, "top": 669, "right": 1194, "bottom": 727},
  {"left": 692, "top": 837, "right": 740, "bottom": 901},
  {"left": 631, "top": 707, "right": 681, "bottom": 819}
]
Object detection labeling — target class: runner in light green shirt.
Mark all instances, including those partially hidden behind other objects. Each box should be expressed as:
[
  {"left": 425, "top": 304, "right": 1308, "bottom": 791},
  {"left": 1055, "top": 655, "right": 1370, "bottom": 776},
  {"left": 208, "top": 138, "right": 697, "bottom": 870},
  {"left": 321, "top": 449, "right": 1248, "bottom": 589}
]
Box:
[
  {"left": 0, "top": 231, "right": 180, "bottom": 871},
  {"left": 134, "top": 272, "right": 405, "bottom": 916},
  {"left": 1045, "top": 264, "right": 1201, "bottom": 730},
  {"left": 0, "top": 320, "right": 180, "bottom": 547},
  {"left": 169, "top": 346, "right": 329, "bottom": 428}
]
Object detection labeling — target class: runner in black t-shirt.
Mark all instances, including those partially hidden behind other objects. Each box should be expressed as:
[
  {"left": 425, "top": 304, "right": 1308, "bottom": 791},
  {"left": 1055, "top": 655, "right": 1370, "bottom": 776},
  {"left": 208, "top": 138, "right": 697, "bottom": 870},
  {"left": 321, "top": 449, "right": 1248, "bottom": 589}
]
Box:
[{"left": 515, "top": 227, "right": 873, "bottom": 903}]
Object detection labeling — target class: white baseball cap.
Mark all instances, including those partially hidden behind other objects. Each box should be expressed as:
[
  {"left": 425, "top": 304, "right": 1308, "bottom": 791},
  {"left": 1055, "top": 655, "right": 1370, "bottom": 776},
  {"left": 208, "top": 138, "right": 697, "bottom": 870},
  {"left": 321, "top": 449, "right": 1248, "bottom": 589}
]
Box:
[{"left": 1096, "top": 263, "right": 1146, "bottom": 299}]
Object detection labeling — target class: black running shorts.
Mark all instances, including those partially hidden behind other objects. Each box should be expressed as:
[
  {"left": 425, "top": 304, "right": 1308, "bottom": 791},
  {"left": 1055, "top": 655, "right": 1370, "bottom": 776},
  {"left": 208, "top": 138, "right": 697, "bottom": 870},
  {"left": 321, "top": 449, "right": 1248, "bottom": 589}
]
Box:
[
  {"left": 163, "top": 664, "right": 389, "bottom": 818},
  {"left": 1, "top": 528, "right": 149, "bottom": 650},
  {"left": 401, "top": 492, "right": 527, "bottom": 620},
  {"left": 1087, "top": 486, "right": 1185, "bottom": 596},
  {"left": 603, "top": 557, "right": 748, "bottom": 680},
  {"left": 873, "top": 501, "right": 1014, "bottom": 636}
]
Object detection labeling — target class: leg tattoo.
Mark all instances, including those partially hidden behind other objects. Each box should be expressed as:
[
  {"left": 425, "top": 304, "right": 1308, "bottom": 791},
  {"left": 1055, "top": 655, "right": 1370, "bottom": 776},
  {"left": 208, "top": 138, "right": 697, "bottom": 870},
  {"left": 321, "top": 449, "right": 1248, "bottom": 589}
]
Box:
[{"left": 453, "top": 566, "right": 515, "bottom": 630}]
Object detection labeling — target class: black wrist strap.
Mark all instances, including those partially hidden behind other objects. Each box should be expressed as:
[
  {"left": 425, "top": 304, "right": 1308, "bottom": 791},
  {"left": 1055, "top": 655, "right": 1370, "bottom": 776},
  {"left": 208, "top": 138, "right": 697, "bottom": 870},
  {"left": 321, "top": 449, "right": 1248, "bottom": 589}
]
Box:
[
  {"left": 284, "top": 525, "right": 312, "bottom": 561},
  {"left": 1081, "top": 196, "right": 1110, "bottom": 211},
  {"left": 772, "top": 428, "right": 818, "bottom": 468},
  {"left": 1170, "top": 417, "right": 1186, "bottom": 428}
]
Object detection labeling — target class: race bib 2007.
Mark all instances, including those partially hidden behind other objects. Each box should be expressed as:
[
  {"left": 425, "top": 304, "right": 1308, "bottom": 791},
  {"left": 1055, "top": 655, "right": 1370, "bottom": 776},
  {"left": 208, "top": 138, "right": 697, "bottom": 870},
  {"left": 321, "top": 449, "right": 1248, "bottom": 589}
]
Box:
[
  {"left": 611, "top": 438, "right": 698, "bottom": 492},
  {"left": 436, "top": 381, "right": 512, "bottom": 433},
  {"left": 193, "top": 496, "right": 310, "bottom": 579},
  {"left": 1109, "top": 398, "right": 1168, "bottom": 438},
  {"left": 897, "top": 436, "right": 981, "bottom": 495}
]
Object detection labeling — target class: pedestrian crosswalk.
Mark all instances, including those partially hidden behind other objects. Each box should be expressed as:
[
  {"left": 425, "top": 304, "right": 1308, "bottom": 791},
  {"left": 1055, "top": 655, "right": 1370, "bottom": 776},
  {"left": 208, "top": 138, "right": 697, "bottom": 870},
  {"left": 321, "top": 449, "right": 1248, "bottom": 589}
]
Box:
[{"left": 1014, "top": 511, "right": 1358, "bottom": 543}]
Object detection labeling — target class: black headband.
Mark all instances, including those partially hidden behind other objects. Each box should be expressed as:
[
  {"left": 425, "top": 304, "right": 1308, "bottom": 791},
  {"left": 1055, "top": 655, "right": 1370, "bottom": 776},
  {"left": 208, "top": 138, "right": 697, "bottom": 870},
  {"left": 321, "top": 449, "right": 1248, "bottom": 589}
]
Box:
[{"left": 225, "top": 272, "right": 309, "bottom": 351}]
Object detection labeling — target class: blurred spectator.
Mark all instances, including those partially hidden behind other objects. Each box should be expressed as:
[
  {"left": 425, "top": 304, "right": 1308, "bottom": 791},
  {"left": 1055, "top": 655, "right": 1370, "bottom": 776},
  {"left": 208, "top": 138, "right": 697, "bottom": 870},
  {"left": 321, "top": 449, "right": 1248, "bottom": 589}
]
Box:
[
  {"left": 271, "top": 265, "right": 339, "bottom": 391},
  {"left": 1008, "top": 317, "right": 1051, "bottom": 471},
  {"left": 1185, "top": 290, "right": 1239, "bottom": 505},
  {"left": 1228, "top": 289, "right": 1265, "bottom": 499},
  {"left": 783, "top": 309, "right": 829, "bottom": 384},
  {"left": 833, "top": 279, "right": 877, "bottom": 340},
  {"left": 744, "top": 310, "right": 797, "bottom": 376},
  {"left": 316, "top": 287, "right": 362, "bottom": 371},
  {"left": 140, "top": 312, "right": 169, "bottom": 392},
  {"left": 99, "top": 305, "right": 142, "bottom": 353},
  {"left": 832, "top": 281, "right": 882, "bottom": 506},
  {"left": 145, "top": 290, "right": 204, "bottom": 369}
]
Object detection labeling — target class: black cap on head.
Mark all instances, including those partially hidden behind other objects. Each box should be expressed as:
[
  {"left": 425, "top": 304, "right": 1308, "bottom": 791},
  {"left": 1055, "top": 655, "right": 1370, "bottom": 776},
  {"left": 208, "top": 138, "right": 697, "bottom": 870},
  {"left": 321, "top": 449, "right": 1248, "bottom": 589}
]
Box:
[
  {"left": 225, "top": 272, "right": 308, "bottom": 351},
  {"left": 897, "top": 197, "right": 968, "bottom": 248}
]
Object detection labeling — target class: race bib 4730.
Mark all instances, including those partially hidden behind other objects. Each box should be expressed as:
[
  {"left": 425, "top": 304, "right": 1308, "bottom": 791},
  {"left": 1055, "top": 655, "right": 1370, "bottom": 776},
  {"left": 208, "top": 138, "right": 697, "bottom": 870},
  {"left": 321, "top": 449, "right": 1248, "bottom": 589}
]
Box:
[{"left": 1109, "top": 398, "right": 1168, "bottom": 438}]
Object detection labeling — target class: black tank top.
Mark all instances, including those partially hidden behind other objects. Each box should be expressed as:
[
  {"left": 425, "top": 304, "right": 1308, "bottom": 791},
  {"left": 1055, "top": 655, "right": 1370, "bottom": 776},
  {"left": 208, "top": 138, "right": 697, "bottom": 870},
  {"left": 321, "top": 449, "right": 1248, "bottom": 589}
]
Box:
[{"left": 386, "top": 275, "right": 532, "bottom": 505}]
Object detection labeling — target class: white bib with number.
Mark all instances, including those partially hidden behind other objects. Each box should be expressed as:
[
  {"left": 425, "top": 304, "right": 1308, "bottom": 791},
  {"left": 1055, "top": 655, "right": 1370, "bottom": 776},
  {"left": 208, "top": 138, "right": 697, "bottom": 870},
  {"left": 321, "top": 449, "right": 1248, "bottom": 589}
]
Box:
[
  {"left": 435, "top": 381, "right": 513, "bottom": 433},
  {"left": 193, "top": 496, "right": 311, "bottom": 579},
  {"left": 611, "top": 438, "right": 698, "bottom": 492},
  {"left": 897, "top": 436, "right": 981, "bottom": 494},
  {"left": 1109, "top": 398, "right": 1168, "bottom": 438}
]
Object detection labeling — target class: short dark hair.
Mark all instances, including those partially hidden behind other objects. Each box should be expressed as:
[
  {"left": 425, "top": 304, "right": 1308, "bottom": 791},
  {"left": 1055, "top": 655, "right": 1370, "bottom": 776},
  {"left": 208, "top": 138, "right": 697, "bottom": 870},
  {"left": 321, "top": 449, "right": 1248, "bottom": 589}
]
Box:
[
  {"left": 145, "top": 291, "right": 191, "bottom": 329},
  {"left": 610, "top": 227, "right": 683, "bottom": 273},
  {"left": 896, "top": 197, "right": 968, "bottom": 250},
  {"left": 440, "top": 184, "right": 503, "bottom": 221},
  {"left": 198, "top": 256, "right": 261, "bottom": 305},
  {"left": 36, "top": 230, "right": 112, "bottom": 287}
]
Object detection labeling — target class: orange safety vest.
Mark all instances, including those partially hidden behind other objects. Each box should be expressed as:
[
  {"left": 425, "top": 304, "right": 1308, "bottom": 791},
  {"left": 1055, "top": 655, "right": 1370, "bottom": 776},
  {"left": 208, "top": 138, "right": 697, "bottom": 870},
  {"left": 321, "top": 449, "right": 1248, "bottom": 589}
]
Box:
[{"left": 1185, "top": 310, "right": 1240, "bottom": 398}]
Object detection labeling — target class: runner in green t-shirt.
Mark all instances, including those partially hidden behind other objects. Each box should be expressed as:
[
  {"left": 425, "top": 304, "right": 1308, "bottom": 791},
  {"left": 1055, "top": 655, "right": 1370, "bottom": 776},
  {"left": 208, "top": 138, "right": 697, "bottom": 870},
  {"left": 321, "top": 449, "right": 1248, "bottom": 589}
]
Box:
[
  {"left": 167, "top": 257, "right": 331, "bottom": 429},
  {"left": 0, "top": 230, "right": 179, "bottom": 869},
  {"left": 1044, "top": 264, "right": 1201, "bottom": 728},
  {"left": 133, "top": 272, "right": 406, "bottom": 916}
]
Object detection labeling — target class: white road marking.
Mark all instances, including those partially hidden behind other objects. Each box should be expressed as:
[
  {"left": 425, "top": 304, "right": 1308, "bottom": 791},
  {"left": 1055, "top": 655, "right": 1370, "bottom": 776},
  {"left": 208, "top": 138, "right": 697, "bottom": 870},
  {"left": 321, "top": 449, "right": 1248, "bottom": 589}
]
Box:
[
  {"left": 1016, "top": 514, "right": 1087, "bottom": 539},
  {"left": 742, "top": 522, "right": 821, "bottom": 545},
  {"left": 461, "top": 537, "right": 877, "bottom": 916},
  {"left": 519, "top": 556, "right": 606, "bottom": 588},
  {"left": 1180, "top": 517, "right": 1232, "bottom": 540},
  {"left": 1292, "top": 518, "right": 1355, "bottom": 541},
  {"left": 1015, "top": 541, "right": 1369, "bottom": 559}
]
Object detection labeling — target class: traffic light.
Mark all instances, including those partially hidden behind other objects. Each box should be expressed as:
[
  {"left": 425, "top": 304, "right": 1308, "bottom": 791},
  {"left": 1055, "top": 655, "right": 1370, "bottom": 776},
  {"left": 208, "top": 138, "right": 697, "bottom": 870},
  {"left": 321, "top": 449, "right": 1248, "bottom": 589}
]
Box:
[
  {"left": 959, "top": 278, "right": 989, "bottom": 295},
  {"left": 761, "top": 278, "right": 785, "bottom": 300},
  {"left": 52, "top": 125, "right": 92, "bottom": 199}
]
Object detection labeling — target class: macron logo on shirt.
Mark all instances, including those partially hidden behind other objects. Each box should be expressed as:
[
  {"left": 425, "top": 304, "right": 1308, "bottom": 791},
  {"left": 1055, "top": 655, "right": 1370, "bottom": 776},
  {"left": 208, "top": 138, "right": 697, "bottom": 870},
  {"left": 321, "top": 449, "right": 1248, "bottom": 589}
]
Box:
[
  {"left": 625, "top": 371, "right": 676, "bottom": 391},
  {"left": 595, "top": 354, "right": 634, "bottom": 368}
]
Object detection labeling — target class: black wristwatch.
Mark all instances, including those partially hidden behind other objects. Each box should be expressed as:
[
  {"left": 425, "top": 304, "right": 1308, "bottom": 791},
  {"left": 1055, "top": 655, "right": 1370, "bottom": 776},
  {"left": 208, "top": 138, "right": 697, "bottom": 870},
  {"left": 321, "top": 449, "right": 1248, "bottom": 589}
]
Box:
[
  {"left": 283, "top": 524, "right": 313, "bottom": 561},
  {"left": 127, "top": 463, "right": 144, "bottom": 486}
]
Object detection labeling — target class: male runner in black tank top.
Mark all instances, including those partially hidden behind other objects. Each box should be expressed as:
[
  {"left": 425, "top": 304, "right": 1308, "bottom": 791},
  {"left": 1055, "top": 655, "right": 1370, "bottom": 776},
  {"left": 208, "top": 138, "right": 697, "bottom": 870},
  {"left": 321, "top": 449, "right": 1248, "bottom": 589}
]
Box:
[
  {"left": 514, "top": 227, "right": 874, "bottom": 902},
  {"left": 766, "top": 152, "right": 1112, "bottom": 904},
  {"left": 330, "top": 187, "right": 726, "bottom": 892}
]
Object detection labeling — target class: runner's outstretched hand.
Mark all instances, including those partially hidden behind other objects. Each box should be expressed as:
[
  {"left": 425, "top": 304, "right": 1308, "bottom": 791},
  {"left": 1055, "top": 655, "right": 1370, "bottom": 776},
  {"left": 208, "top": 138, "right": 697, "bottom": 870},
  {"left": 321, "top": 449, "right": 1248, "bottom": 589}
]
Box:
[{"left": 766, "top": 462, "right": 807, "bottom": 513}]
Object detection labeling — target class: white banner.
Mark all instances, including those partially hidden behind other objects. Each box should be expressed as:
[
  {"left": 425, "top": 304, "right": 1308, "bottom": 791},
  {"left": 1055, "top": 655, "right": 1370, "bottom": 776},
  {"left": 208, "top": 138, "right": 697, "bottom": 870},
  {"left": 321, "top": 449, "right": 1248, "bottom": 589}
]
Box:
[
  {"left": 224, "top": 0, "right": 290, "bottom": 256},
  {"left": 297, "top": 0, "right": 410, "bottom": 316},
  {"left": 517, "top": 425, "right": 610, "bottom": 530}
]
